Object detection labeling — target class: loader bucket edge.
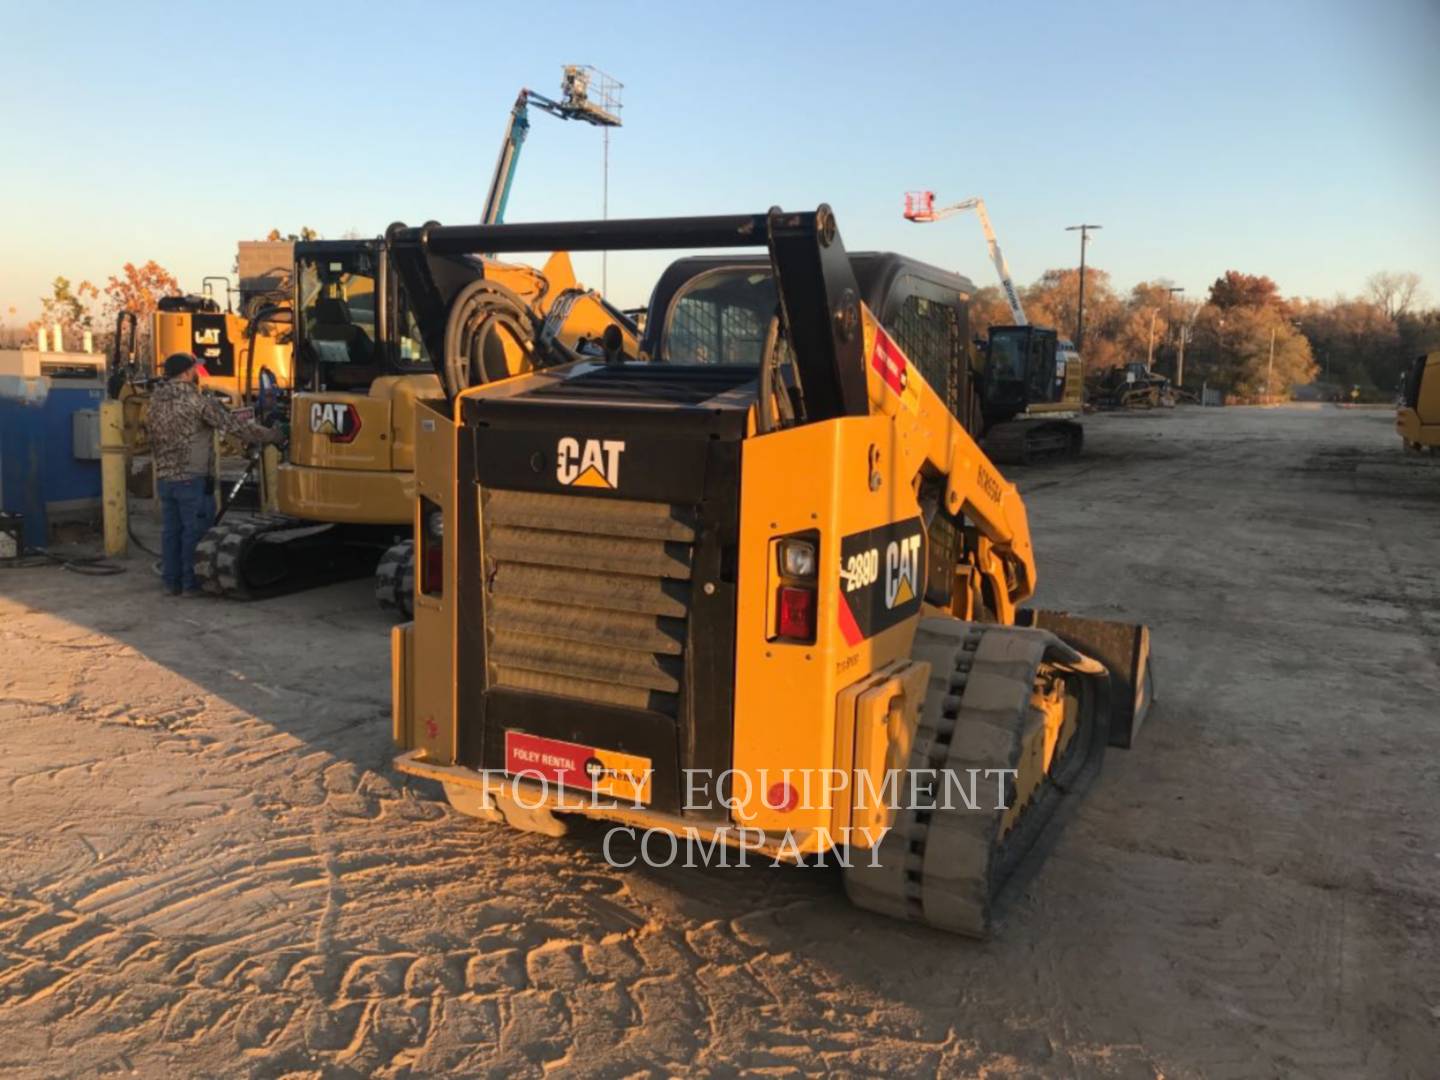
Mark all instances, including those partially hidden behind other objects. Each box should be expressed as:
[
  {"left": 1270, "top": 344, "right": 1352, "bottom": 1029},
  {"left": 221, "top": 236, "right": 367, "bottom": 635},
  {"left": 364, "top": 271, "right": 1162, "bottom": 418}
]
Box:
[{"left": 1018, "top": 609, "right": 1154, "bottom": 748}]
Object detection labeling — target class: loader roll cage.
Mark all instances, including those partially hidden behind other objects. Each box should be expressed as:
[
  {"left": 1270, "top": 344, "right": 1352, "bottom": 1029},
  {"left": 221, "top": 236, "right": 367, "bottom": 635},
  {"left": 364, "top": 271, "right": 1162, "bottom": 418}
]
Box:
[
  {"left": 388, "top": 207, "right": 872, "bottom": 422},
  {"left": 387, "top": 205, "right": 1031, "bottom": 615}
]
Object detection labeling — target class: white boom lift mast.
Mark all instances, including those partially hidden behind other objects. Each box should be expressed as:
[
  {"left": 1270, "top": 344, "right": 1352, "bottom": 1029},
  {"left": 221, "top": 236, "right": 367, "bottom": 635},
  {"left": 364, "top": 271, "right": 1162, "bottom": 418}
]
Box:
[{"left": 904, "top": 191, "right": 1027, "bottom": 326}]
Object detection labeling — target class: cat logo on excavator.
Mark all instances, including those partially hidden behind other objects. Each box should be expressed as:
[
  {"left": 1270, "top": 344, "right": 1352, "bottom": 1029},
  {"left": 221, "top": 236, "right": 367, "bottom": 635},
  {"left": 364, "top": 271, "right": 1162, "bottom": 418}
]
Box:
[
  {"left": 555, "top": 436, "right": 625, "bottom": 489},
  {"left": 309, "top": 401, "right": 362, "bottom": 444}
]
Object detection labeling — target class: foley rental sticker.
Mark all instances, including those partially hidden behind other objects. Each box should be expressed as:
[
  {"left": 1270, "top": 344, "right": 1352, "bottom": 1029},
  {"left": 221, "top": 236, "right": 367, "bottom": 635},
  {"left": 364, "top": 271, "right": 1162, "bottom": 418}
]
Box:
[{"left": 504, "top": 730, "right": 653, "bottom": 805}]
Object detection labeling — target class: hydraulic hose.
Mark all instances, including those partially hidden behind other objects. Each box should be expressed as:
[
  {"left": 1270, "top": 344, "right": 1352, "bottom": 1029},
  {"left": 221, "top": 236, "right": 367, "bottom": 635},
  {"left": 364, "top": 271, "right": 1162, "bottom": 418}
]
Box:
[{"left": 440, "top": 279, "right": 537, "bottom": 399}]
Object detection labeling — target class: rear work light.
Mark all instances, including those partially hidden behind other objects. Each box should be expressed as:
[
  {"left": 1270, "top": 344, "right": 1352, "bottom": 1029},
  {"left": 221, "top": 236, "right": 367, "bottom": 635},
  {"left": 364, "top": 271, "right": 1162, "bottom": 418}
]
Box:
[{"left": 776, "top": 585, "right": 816, "bottom": 641}]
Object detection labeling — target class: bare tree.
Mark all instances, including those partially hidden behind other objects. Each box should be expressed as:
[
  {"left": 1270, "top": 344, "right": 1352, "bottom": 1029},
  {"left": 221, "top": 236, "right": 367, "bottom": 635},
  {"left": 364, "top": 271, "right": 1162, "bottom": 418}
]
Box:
[{"left": 1365, "top": 271, "right": 1423, "bottom": 320}]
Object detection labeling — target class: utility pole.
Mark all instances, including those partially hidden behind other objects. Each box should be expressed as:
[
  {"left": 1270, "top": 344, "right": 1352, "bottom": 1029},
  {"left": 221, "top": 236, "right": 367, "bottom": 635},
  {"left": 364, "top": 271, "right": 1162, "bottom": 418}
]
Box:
[
  {"left": 1065, "top": 224, "right": 1102, "bottom": 351},
  {"left": 1177, "top": 323, "right": 1187, "bottom": 390},
  {"left": 1167, "top": 286, "right": 1185, "bottom": 387},
  {"left": 1146, "top": 309, "right": 1157, "bottom": 367},
  {"left": 1267, "top": 324, "right": 1276, "bottom": 400}
]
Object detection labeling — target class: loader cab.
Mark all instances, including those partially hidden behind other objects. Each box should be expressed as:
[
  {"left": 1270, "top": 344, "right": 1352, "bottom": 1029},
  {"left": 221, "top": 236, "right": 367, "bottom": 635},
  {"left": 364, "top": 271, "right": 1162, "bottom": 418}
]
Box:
[
  {"left": 641, "top": 253, "right": 977, "bottom": 431},
  {"left": 980, "top": 325, "right": 1064, "bottom": 425},
  {"left": 294, "top": 239, "right": 434, "bottom": 392}
]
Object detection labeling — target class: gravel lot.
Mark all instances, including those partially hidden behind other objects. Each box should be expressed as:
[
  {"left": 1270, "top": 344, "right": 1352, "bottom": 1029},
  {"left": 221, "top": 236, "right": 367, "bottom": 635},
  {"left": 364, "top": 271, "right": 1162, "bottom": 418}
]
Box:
[{"left": 1, "top": 404, "right": 1436, "bottom": 1078}]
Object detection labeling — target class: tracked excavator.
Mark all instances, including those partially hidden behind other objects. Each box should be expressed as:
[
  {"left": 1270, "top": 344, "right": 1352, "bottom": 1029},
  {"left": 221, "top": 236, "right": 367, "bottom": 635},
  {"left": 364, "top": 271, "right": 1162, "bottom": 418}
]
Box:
[
  {"left": 387, "top": 207, "right": 1153, "bottom": 937},
  {"left": 904, "top": 191, "right": 1084, "bottom": 463},
  {"left": 194, "top": 233, "right": 634, "bottom": 615},
  {"left": 195, "top": 72, "right": 627, "bottom": 613},
  {"left": 1398, "top": 351, "right": 1440, "bottom": 452}
]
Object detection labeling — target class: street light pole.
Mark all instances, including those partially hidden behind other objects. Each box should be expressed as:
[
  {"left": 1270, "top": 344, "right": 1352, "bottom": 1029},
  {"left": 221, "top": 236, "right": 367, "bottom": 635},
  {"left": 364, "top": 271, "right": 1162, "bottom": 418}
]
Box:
[{"left": 1065, "top": 224, "right": 1102, "bottom": 351}]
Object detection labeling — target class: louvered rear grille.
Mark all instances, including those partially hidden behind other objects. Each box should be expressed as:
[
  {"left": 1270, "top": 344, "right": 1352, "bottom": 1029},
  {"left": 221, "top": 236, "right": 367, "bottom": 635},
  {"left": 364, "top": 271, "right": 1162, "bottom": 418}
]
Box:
[{"left": 481, "top": 488, "right": 695, "bottom": 716}]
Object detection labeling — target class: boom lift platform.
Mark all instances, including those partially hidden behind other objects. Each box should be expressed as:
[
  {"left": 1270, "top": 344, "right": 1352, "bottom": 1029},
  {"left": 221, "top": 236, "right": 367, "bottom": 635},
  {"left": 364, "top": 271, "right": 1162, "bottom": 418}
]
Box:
[{"left": 904, "top": 191, "right": 1084, "bottom": 462}]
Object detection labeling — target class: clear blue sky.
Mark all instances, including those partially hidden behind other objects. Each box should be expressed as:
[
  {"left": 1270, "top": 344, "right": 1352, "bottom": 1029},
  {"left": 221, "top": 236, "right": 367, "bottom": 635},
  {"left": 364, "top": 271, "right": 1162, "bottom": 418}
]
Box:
[{"left": 2, "top": 0, "right": 1437, "bottom": 323}]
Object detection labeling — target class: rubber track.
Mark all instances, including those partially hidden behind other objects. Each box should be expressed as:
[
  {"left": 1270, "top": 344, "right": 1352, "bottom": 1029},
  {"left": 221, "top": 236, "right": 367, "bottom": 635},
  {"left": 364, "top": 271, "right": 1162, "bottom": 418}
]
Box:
[
  {"left": 843, "top": 618, "right": 1107, "bottom": 937},
  {"left": 983, "top": 420, "right": 1083, "bottom": 465},
  {"left": 374, "top": 540, "right": 414, "bottom": 619},
  {"left": 194, "top": 515, "right": 297, "bottom": 600}
]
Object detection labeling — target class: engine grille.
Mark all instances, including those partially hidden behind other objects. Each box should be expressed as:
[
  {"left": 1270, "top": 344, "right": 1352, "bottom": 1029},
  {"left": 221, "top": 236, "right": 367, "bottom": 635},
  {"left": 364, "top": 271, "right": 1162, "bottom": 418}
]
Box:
[{"left": 481, "top": 488, "right": 695, "bottom": 716}]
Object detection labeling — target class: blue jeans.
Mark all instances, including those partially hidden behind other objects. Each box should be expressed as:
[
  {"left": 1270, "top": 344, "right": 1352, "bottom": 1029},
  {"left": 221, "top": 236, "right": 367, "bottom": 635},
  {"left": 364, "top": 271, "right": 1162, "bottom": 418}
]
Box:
[{"left": 159, "top": 476, "right": 213, "bottom": 592}]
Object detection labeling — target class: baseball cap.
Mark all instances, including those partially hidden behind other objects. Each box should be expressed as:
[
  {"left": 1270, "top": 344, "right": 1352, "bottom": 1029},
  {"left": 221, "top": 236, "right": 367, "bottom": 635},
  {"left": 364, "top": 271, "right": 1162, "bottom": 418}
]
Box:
[{"left": 164, "top": 352, "right": 198, "bottom": 379}]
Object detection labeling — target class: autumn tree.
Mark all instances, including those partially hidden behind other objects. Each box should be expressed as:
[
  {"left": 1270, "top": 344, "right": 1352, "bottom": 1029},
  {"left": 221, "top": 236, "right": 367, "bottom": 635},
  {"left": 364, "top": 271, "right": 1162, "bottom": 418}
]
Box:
[
  {"left": 267, "top": 226, "right": 318, "bottom": 241},
  {"left": 1190, "top": 305, "right": 1315, "bottom": 399},
  {"left": 1207, "top": 270, "right": 1284, "bottom": 312},
  {"left": 1023, "top": 267, "right": 1124, "bottom": 371},
  {"left": 29, "top": 276, "right": 100, "bottom": 349},
  {"left": 966, "top": 285, "right": 1015, "bottom": 345},
  {"left": 0, "top": 305, "right": 24, "bottom": 348},
  {"left": 92, "top": 260, "right": 180, "bottom": 362},
  {"left": 1365, "top": 271, "right": 1423, "bottom": 320}
]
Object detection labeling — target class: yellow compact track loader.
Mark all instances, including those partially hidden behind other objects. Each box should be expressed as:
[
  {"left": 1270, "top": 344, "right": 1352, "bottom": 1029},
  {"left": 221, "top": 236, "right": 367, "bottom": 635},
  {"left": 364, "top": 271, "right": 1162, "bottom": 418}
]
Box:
[
  {"left": 1398, "top": 351, "right": 1440, "bottom": 452},
  {"left": 388, "top": 208, "right": 1153, "bottom": 936}
]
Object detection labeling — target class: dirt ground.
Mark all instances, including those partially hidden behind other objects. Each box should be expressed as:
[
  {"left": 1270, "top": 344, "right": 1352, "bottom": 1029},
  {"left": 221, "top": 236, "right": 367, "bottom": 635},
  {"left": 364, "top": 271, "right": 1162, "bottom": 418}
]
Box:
[{"left": 1, "top": 404, "right": 1436, "bottom": 1079}]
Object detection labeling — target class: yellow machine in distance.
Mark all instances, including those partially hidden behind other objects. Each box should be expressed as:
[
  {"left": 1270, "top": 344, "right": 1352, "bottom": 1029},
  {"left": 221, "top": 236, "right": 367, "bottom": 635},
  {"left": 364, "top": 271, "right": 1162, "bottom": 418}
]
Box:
[
  {"left": 387, "top": 208, "right": 1153, "bottom": 937},
  {"left": 151, "top": 285, "right": 294, "bottom": 405},
  {"left": 195, "top": 233, "right": 637, "bottom": 615},
  {"left": 1398, "top": 351, "right": 1440, "bottom": 452}
]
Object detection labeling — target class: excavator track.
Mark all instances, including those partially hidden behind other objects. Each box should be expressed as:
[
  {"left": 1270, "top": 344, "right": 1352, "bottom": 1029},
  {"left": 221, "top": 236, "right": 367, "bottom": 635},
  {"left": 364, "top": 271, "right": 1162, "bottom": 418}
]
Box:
[
  {"left": 374, "top": 540, "right": 414, "bottom": 619},
  {"left": 983, "top": 419, "right": 1083, "bottom": 465},
  {"left": 194, "top": 515, "right": 385, "bottom": 600},
  {"left": 844, "top": 618, "right": 1108, "bottom": 937}
]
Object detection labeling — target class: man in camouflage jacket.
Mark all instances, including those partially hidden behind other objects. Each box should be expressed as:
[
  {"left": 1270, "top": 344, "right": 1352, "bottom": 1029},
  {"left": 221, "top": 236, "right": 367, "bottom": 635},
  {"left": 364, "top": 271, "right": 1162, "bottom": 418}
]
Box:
[{"left": 148, "top": 352, "right": 281, "bottom": 595}]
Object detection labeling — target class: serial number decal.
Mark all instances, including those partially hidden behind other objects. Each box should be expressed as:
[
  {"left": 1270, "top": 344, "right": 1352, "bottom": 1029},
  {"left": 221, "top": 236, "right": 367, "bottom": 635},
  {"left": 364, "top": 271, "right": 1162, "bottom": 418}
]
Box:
[
  {"left": 977, "top": 462, "right": 1003, "bottom": 503},
  {"left": 836, "top": 517, "right": 926, "bottom": 646}
]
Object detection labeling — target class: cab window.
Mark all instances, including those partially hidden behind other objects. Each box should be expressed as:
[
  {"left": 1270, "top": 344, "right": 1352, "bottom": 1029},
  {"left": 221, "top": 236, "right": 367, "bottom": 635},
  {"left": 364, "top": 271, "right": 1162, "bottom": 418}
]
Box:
[{"left": 663, "top": 269, "right": 778, "bottom": 364}]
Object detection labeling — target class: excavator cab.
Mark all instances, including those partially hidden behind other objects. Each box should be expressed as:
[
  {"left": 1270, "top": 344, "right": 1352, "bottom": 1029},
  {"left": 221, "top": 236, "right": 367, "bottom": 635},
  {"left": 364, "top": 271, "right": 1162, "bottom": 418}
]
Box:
[
  {"left": 981, "top": 325, "right": 1063, "bottom": 421},
  {"left": 294, "top": 240, "right": 434, "bottom": 390},
  {"left": 975, "top": 325, "right": 1084, "bottom": 462}
]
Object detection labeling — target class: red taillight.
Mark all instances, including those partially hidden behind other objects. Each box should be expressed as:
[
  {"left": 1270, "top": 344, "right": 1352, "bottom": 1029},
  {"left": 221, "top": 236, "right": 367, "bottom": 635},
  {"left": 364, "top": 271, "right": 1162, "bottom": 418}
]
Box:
[
  {"left": 419, "top": 497, "right": 443, "bottom": 596},
  {"left": 421, "top": 544, "right": 443, "bottom": 595},
  {"left": 776, "top": 585, "right": 815, "bottom": 641}
]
